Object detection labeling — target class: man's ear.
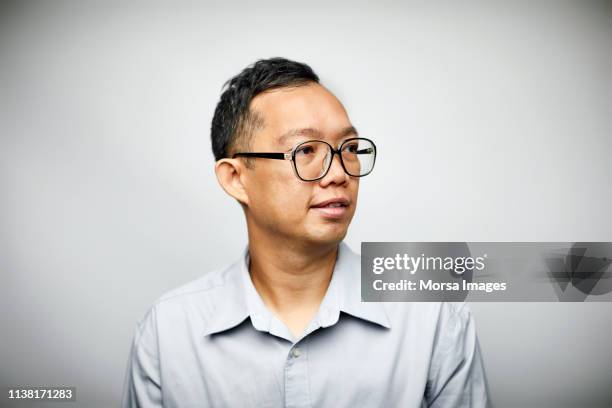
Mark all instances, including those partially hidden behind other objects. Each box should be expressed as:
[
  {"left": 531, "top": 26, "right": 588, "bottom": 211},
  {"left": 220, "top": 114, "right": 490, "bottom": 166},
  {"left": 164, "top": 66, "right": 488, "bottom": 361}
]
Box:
[{"left": 215, "top": 158, "right": 250, "bottom": 207}]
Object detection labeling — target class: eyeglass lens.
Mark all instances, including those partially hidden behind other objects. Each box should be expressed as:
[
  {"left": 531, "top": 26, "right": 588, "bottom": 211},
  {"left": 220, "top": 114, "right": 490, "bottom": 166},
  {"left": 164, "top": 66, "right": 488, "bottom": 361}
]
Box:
[{"left": 294, "top": 139, "right": 375, "bottom": 181}]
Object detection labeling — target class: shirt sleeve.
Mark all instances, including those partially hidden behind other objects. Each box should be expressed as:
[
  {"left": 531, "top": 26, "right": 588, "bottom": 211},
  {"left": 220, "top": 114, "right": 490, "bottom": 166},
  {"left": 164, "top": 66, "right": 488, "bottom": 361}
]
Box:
[
  {"left": 424, "top": 302, "right": 491, "bottom": 408},
  {"left": 121, "top": 305, "right": 163, "bottom": 408}
]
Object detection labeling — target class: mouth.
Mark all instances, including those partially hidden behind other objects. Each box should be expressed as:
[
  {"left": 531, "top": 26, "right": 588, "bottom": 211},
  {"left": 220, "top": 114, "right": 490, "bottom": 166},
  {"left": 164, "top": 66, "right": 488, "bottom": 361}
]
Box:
[{"left": 310, "top": 198, "right": 350, "bottom": 219}]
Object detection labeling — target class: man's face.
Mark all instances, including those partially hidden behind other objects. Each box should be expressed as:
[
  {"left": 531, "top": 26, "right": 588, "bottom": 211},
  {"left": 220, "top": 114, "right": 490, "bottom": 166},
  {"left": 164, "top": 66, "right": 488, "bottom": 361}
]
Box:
[{"left": 242, "top": 83, "right": 359, "bottom": 247}]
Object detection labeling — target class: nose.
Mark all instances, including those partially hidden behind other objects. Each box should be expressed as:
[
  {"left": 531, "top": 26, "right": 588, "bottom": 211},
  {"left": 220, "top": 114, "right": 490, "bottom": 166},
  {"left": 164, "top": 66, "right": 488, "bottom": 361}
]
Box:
[{"left": 319, "top": 150, "right": 349, "bottom": 186}]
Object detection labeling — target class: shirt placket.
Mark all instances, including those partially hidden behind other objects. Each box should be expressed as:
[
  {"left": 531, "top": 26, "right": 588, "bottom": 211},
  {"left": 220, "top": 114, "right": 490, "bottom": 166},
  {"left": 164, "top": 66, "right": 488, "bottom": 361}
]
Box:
[{"left": 284, "top": 340, "right": 310, "bottom": 408}]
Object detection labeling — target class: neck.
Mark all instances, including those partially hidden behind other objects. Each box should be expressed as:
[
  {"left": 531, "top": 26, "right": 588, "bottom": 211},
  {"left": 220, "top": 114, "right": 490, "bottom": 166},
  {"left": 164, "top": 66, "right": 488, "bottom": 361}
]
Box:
[{"left": 246, "top": 227, "right": 340, "bottom": 316}]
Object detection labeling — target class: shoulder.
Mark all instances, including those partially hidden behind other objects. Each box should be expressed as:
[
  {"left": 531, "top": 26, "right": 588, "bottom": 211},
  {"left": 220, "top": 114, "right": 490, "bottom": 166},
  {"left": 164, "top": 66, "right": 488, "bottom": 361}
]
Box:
[
  {"left": 154, "top": 266, "right": 231, "bottom": 306},
  {"left": 431, "top": 302, "right": 477, "bottom": 353},
  {"left": 403, "top": 301, "right": 473, "bottom": 328},
  {"left": 384, "top": 301, "right": 474, "bottom": 332},
  {"left": 436, "top": 302, "right": 475, "bottom": 333},
  {"left": 441, "top": 301, "right": 473, "bottom": 319},
  {"left": 134, "top": 260, "right": 240, "bottom": 330}
]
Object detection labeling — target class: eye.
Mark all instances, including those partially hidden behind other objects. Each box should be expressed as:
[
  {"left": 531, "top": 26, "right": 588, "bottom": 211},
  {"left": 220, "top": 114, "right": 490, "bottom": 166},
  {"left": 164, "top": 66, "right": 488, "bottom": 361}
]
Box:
[
  {"left": 296, "top": 145, "right": 315, "bottom": 156},
  {"left": 343, "top": 143, "right": 359, "bottom": 153}
]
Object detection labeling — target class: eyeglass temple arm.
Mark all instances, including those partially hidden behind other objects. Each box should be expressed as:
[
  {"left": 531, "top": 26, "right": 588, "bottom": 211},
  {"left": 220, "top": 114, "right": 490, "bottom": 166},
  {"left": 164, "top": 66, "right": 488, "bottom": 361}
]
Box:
[
  {"left": 232, "top": 152, "right": 291, "bottom": 160},
  {"left": 356, "top": 147, "right": 374, "bottom": 154}
]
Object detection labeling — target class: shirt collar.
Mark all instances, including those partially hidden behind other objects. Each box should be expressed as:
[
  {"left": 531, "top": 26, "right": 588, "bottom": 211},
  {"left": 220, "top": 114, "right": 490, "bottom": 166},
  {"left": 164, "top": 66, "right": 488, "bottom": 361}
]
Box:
[{"left": 202, "top": 241, "right": 391, "bottom": 337}]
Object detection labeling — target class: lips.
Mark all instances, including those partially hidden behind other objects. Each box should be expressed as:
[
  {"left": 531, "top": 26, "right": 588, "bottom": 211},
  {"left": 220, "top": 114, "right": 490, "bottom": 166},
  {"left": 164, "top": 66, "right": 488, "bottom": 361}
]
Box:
[
  {"left": 310, "top": 197, "right": 350, "bottom": 219},
  {"left": 310, "top": 197, "right": 350, "bottom": 208}
]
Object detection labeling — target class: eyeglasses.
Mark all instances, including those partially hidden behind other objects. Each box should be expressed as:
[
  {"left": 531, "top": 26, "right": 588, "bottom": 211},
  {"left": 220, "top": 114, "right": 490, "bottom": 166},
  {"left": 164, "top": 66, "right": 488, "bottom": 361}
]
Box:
[{"left": 232, "top": 137, "right": 377, "bottom": 182}]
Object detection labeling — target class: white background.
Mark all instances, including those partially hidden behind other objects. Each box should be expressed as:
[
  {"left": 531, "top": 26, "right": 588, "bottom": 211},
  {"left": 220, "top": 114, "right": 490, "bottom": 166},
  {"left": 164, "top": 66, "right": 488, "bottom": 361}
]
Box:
[{"left": 1, "top": 1, "right": 611, "bottom": 407}]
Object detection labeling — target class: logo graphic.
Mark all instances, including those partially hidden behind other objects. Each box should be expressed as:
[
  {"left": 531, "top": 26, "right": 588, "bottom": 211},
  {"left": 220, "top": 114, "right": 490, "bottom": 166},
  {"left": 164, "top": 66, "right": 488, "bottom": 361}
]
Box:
[{"left": 545, "top": 242, "right": 612, "bottom": 301}]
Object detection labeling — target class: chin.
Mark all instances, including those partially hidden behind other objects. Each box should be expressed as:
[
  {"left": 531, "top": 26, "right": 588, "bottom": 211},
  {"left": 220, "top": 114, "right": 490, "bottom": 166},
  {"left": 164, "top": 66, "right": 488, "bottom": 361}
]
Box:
[{"left": 304, "top": 226, "right": 348, "bottom": 247}]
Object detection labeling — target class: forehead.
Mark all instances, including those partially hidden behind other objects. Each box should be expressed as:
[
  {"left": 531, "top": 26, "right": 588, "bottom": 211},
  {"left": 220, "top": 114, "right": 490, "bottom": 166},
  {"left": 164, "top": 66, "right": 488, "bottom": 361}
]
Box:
[{"left": 250, "top": 83, "right": 352, "bottom": 145}]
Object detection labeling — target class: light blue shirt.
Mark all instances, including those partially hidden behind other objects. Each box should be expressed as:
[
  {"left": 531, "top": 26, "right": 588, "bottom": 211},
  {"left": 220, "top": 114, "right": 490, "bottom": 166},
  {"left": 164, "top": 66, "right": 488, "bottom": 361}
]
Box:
[{"left": 121, "top": 241, "right": 491, "bottom": 407}]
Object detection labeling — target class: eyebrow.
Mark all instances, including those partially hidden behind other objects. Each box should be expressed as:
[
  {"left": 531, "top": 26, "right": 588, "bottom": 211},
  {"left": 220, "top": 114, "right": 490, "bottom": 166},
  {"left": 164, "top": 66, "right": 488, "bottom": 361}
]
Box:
[{"left": 277, "top": 126, "right": 359, "bottom": 145}]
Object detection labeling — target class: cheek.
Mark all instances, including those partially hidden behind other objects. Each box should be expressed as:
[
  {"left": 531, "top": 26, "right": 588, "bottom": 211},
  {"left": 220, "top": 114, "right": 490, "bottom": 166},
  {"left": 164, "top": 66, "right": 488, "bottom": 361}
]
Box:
[
  {"left": 275, "top": 186, "right": 312, "bottom": 216},
  {"left": 249, "top": 177, "right": 312, "bottom": 220}
]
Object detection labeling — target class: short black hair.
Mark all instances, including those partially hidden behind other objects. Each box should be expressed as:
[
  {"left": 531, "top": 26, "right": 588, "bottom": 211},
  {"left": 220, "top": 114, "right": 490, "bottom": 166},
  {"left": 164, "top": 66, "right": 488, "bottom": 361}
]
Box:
[{"left": 210, "top": 57, "right": 320, "bottom": 162}]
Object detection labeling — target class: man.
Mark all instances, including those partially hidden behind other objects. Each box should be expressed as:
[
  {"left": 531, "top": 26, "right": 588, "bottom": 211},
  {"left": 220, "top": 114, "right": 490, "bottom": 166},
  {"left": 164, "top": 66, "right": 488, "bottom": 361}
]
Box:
[{"left": 121, "top": 57, "right": 491, "bottom": 407}]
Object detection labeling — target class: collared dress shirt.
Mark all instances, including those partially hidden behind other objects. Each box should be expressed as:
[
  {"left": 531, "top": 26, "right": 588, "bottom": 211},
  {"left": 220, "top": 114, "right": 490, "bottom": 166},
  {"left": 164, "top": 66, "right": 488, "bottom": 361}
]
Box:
[{"left": 121, "top": 241, "right": 490, "bottom": 407}]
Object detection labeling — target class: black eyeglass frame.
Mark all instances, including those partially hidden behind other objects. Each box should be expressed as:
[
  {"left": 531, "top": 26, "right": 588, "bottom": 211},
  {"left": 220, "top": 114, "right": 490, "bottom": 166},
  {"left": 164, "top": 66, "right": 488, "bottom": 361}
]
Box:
[{"left": 232, "top": 137, "right": 377, "bottom": 182}]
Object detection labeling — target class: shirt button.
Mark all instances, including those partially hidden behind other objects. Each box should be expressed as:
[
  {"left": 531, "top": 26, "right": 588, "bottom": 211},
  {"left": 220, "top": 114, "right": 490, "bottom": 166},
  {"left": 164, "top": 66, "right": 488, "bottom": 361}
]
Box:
[{"left": 291, "top": 347, "right": 301, "bottom": 358}]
